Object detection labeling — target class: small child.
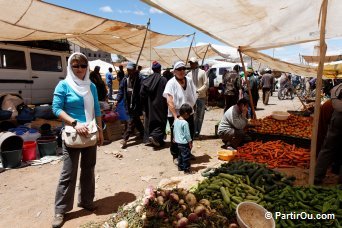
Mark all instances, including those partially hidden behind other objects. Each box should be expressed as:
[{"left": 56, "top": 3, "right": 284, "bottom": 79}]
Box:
[{"left": 173, "top": 103, "right": 193, "bottom": 174}]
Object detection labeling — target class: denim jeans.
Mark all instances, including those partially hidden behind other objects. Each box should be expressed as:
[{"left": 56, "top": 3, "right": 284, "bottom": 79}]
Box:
[
  {"left": 107, "top": 83, "right": 113, "bottom": 100},
  {"left": 177, "top": 143, "right": 191, "bottom": 171},
  {"left": 194, "top": 98, "right": 206, "bottom": 136},
  {"left": 169, "top": 115, "right": 194, "bottom": 159}
]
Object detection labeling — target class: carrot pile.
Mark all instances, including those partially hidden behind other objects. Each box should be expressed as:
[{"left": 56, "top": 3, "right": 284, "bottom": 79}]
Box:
[
  {"left": 249, "top": 114, "right": 312, "bottom": 139},
  {"left": 235, "top": 140, "right": 310, "bottom": 169}
]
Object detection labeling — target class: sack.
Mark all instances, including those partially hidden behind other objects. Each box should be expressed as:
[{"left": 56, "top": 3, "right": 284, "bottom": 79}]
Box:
[
  {"left": 62, "top": 119, "right": 98, "bottom": 148},
  {"left": 16, "top": 105, "right": 35, "bottom": 123},
  {"left": 34, "top": 105, "right": 56, "bottom": 120},
  {"left": 224, "top": 73, "right": 238, "bottom": 96},
  {"left": 1, "top": 94, "right": 24, "bottom": 118},
  {"left": 102, "top": 110, "right": 119, "bottom": 123}
]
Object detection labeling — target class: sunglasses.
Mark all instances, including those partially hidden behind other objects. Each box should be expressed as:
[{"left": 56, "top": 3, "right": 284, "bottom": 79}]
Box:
[
  {"left": 175, "top": 67, "right": 186, "bottom": 71},
  {"left": 72, "top": 64, "right": 88, "bottom": 69}
]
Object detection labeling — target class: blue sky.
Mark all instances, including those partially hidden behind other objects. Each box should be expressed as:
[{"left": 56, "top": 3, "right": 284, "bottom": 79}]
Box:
[
  {"left": 44, "top": 0, "right": 221, "bottom": 47},
  {"left": 45, "top": 0, "right": 342, "bottom": 64}
]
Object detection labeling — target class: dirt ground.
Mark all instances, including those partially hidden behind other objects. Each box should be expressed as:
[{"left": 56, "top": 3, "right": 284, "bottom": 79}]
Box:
[{"left": 0, "top": 92, "right": 329, "bottom": 228}]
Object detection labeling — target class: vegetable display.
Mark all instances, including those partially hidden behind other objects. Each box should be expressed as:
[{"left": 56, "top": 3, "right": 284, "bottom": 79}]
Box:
[
  {"left": 195, "top": 161, "right": 295, "bottom": 219},
  {"left": 266, "top": 186, "right": 342, "bottom": 227},
  {"left": 207, "top": 161, "right": 295, "bottom": 192},
  {"left": 249, "top": 115, "right": 312, "bottom": 139},
  {"left": 195, "top": 172, "right": 267, "bottom": 218},
  {"left": 235, "top": 141, "right": 310, "bottom": 169},
  {"left": 106, "top": 161, "right": 342, "bottom": 228},
  {"left": 143, "top": 188, "right": 230, "bottom": 227}
]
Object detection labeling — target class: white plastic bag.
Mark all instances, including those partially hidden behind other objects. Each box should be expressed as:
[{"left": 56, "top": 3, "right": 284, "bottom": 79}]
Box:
[{"left": 1, "top": 94, "right": 24, "bottom": 118}]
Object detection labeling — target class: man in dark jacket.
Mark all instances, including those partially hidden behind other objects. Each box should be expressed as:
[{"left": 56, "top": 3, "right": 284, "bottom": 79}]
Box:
[
  {"left": 117, "top": 65, "right": 125, "bottom": 82},
  {"left": 315, "top": 83, "right": 342, "bottom": 186},
  {"left": 243, "top": 67, "right": 259, "bottom": 118},
  {"left": 261, "top": 68, "right": 273, "bottom": 105},
  {"left": 140, "top": 61, "right": 168, "bottom": 147},
  {"left": 115, "top": 62, "right": 144, "bottom": 148},
  {"left": 223, "top": 65, "right": 242, "bottom": 112}
]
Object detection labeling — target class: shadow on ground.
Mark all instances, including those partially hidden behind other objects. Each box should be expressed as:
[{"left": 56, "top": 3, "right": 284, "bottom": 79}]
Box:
[
  {"left": 65, "top": 192, "right": 136, "bottom": 222},
  {"left": 192, "top": 165, "right": 207, "bottom": 172},
  {"left": 152, "top": 142, "right": 171, "bottom": 151},
  {"left": 191, "top": 154, "right": 211, "bottom": 165},
  {"left": 198, "top": 135, "right": 218, "bottom": 140},
  {"left": 102, "top": 140, "right": 113, "bottom": 146}
]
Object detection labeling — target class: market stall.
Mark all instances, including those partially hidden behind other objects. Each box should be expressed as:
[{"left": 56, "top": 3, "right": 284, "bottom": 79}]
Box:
[
  {"left": 0, "top": 97, "right": 123, "bottom": 169},
  {"left": 102, "top": 161, "right": 341, "bottom": 228}
]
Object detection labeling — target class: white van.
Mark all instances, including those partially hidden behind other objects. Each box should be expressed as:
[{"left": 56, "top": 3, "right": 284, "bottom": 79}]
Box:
[
  {"left": 209, "top": 62, "right": 241, "bottom": 87},
  {"left": 0, "top": 42, "right": 69, "bottom": 104}
]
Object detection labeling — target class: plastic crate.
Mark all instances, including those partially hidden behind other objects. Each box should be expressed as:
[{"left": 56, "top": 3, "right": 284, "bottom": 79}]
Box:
[
  {"left": 287, "top": 110, "right": 312, "bottom": 117},
  {"left": 248, "top": 131, "right": 311, "bottom": 149}
]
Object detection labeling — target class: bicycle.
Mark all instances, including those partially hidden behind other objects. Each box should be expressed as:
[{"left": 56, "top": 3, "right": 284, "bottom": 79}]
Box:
[{"left": 278, "top": 85, "right": 294, "bottom": 100}]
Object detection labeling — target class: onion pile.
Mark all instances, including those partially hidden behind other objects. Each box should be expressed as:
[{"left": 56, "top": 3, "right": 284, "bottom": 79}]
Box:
[{"left": 142, "top": 188, "right": 229, "bottom": 227}]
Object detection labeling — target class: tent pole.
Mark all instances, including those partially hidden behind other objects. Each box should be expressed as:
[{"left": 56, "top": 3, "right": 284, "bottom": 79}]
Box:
[
  {"left": 239, "top": 48, "right": 256, "bottom": 119},
  {"left": 257, "top": 63, "right": 261, "bottom": 72},
  {"left": 309, "top": 0, "right": 328, "bottom": 185},
  {"left": 136, "top": 18, "right": 151, "bottom": 67},
  {"left": 112, "top": 62, "right": 118, "bottom": 74},
  {"left": 201, "top": 44, "right": 210, "bottom": 66},
  {"left": 185, "top": 32, "right": 196, "bottom": 65}
]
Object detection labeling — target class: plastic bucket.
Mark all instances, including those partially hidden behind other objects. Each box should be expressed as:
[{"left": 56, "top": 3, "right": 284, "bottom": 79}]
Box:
[
  {"left": 0, "top": 132, "right": 24, "bottom": 151},
  {"left": 0, "top": 150, "right": 22, "bottom": 168},
  {"left": 22, "top": 141, "right": 37, "bottom": 161},
  {"left": 37, "top": 136, "right": 57, "bottom": 157}
]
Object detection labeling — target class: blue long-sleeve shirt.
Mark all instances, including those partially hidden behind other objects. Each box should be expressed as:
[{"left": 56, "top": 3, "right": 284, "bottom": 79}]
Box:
[
  {"left": 173, "top": 119, "right": 192, "bottom": 144},
  {"left": 106, "top": 72, "right": 115, "bottom": 85},
  {"left": 52, "top": 80, "right": 101, "bottom": 123}
]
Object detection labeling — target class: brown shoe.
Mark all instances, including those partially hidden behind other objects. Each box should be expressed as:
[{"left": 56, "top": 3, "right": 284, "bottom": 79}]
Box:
[{"left": 52, "top": 214, "right": 64, "bottom": 228}]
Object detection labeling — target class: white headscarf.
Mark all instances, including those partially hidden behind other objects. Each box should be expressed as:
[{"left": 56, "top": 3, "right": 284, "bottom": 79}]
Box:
[{"left": 65, "top": 52, "right": 94, "bottom": 123}]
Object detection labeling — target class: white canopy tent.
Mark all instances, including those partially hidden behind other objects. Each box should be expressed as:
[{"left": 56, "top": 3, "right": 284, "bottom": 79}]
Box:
[
  {"left": 0, "top": 0, "right": 186, "bottom": 55},
  {"left": 125, "top": 44, "right": 219, "bottom": 68},
  {"left": 141, "top": 0, "right": 342, "bottom": 78},
  {"left": 142, "top": 0, "right": 342, "bottom": 51},
  {"left": 89, "top": 59, "right": 119, "bottom": 75}
]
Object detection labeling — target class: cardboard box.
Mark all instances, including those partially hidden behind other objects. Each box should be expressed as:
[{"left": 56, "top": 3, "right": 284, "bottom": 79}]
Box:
[{"left": 103, "top": 120, "right": 123, "bottom": 141}]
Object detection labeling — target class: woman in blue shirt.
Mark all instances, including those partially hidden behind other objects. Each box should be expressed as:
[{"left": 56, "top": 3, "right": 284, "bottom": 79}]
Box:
[{"left": 52, "top": 53, "right": 103, "bottom": 228}]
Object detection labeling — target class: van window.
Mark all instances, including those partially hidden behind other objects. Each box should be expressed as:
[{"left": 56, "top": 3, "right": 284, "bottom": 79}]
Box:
[
  {"left": 30, "top": 53, "right": 62, "bottom": 72},
  {"left": 0, "top": 49, "right": 26, "bottom": 69}
]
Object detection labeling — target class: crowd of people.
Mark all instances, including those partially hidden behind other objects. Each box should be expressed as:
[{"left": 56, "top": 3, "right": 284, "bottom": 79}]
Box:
[{"left": 51, "top": 52, "right": 342, "bottom": 227}]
